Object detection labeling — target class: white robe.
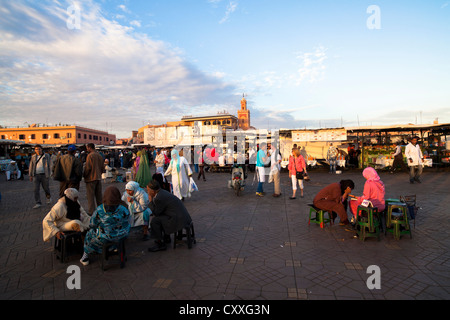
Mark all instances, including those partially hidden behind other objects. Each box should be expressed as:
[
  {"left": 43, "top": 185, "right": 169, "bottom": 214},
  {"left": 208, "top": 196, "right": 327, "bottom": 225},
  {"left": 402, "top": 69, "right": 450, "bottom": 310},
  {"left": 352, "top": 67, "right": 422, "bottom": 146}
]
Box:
[
  {"left": 121, "top": 188, "right": 151, "bottom": 227},
  {"left": 405, "top": 143, "right": 424, "bottom": 166},
  {"left": 42, "top": 198, "right": 90, "bottom": 242},
  {"left": 165, "top": 156, "right": 192, "bottom": 200}
]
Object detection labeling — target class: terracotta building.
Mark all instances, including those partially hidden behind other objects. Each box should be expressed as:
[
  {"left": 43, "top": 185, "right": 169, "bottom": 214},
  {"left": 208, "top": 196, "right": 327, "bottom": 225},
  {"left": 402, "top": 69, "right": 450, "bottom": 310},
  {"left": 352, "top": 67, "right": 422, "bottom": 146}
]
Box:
[{"left": 0, "top": 125, "right": 116, "bottom": 146}]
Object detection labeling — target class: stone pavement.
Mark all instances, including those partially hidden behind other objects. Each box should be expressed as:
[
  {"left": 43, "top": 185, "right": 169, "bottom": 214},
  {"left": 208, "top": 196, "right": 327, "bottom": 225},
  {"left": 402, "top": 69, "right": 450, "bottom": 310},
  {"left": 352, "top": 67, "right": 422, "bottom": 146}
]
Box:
[{"left": 0, "top": 166, "right": 449, "bottom": 301}]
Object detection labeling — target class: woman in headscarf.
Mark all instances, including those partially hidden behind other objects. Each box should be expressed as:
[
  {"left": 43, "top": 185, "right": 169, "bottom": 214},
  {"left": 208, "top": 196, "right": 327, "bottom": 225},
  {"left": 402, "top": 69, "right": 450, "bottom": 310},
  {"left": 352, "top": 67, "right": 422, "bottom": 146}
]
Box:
[
  {"left": 164, "top": 149, "right": 193, "bottom": 200},
  {"left": 135, "top": 149, "right": 152, "bottom": 188},
  {"left": 42, "top": 188, "right": 90, "bottom": 242},
  {"left": 349, "top": 167, "right": 386, "bottom": 219},
  {"left": 80, "top": 186, "right": 130, "bottom": 266},
  {"left": 121, "top": 181, "right": 152, "bottom": 240}
]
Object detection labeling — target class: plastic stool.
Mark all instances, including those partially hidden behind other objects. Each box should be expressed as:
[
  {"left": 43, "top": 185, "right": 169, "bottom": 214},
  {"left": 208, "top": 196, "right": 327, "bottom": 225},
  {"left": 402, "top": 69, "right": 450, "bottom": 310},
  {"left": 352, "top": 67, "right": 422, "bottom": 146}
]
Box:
[
  {"left": 385, "top": 202, "right": 411, "bottom": 240},
  {"left": 355, "top": 206, "right": 381, "bottom": 241},
  {"left": 173, "top": 221, "right": 196, "bottom": 249},
  {"left": 101, "top": 238, "right": 127, "bottom": 270},
  {"left": 54, "top": 232, "right": 83, "bottom": 263},
  {"left": 308, "top": 204, "right": 333, "bottom": 229}
]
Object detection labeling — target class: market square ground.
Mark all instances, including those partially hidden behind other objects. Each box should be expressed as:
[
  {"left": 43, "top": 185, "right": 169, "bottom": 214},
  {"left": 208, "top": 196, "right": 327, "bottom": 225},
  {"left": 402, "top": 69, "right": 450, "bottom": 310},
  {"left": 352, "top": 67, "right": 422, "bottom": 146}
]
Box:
[{"left": 0, "top": 166, "right": 449, "bottom": 300}]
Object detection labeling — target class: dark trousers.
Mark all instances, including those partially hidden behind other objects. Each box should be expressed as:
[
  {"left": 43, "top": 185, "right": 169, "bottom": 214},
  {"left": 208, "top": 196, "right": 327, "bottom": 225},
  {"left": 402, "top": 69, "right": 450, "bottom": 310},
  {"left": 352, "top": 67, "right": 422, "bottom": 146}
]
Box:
[
  {"left": 409, "top": 165, "right": 423, "bottom": 182},
  {"left": 59, "top": 181, "right": 80, "bottom": 198},
  {"left": 391, "top": 155, "right": 408, "bottom": 172},
  {"left": 34, "top": 174, "right": 51, "bottom": 204},
  {"left": 86, "top": 180, "right": 103, "bottom": 215},
  {"left": 150, "top": 215, "right": 170, "bottom": 241},
  {"left": 198, "top": 165, "right": 206, "bottom": 180},
  {"left": 313, "top": 199, "right": 349, "bottom": 222}
]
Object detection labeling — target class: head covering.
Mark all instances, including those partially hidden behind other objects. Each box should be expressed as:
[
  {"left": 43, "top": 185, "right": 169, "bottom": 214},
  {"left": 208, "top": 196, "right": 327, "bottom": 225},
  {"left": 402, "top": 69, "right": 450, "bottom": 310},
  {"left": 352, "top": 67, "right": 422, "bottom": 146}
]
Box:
[
  {"left": 64, "top": 188, "right": 79, "bottom": 202},
  {"left": 170, "top": 149, "right": 181, "bottom": 173},
  {"left": 68, "top": 145, "right": 76, "bottom": 152},
  {"left": 362, "top": 167, "right": 385, "bottom": 193},
  {"left": 103, "top": 186, "right": 125, "bottom": 206},
  {"left": 125, "top": 181, "right": 140, "bottom": 193},
  {"left": 363, "top": 167, "right": 381, "bottom": 182},
  {"left": 64, "top": 188, "right": 81, "bottom": 220}
]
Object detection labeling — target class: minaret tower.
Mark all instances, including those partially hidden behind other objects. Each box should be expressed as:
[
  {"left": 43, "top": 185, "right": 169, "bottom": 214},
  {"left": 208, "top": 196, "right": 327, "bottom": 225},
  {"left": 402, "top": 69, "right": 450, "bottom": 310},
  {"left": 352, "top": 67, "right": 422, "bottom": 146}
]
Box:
[{"left": 238, "top": 93, "right": 251, "bottom": 130}]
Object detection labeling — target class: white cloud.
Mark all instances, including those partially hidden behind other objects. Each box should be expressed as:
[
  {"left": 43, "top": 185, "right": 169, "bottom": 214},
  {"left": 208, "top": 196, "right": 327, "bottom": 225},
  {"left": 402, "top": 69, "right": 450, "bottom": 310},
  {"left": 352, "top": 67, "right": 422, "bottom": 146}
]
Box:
[
  {"left": 130, "top": 20, "right": 141, "bottom": 28},
  {"left": 219, "top": 1, "right": 238, "bottom": 24},
  {"left": 294, "top": 46, "right": 328, "bottom": 85},
  {"left": 118, "top": 4, "right": 130, "bottom": 14},
  {"left": 0, "top": 0, "right": 236, "bottom": 137}
]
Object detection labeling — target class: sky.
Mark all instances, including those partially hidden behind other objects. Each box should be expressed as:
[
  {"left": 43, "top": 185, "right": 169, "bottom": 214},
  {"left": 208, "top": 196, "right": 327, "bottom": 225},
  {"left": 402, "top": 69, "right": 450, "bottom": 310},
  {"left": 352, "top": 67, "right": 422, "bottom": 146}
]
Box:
[{"left": 1, "top": 0, "right": 449, "bottom": 139}]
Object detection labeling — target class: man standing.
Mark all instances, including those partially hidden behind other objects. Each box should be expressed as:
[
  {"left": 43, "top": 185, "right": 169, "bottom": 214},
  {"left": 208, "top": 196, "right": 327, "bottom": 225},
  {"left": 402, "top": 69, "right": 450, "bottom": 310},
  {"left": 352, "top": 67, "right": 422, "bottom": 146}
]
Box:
[
  {"left": 327, "top": 143, "right": 338, "bottom": 174},
  {"left": 53, "top": 145, "right": 83, "bottom": 198},
  {"left": 270, "top": 144, "right": 282, "bottom": 197},
  {"left": 405, "top": 136, "right": 424, "bottom": 184},
  {"left": 154, "top": 149, "right": 165, "bottom": 177},
  {"left": 83, "top": 143, "right": 104, "bottom": 215},
  {"left": 29, "top": 145, "right": 52, "bottom": 209}
]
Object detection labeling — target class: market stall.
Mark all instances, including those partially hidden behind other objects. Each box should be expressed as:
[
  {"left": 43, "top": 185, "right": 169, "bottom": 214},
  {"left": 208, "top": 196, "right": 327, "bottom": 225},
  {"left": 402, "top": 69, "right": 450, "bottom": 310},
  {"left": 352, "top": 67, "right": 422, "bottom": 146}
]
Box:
[{"left": 346, "top": 123, "right": 450, "bottom": 169}]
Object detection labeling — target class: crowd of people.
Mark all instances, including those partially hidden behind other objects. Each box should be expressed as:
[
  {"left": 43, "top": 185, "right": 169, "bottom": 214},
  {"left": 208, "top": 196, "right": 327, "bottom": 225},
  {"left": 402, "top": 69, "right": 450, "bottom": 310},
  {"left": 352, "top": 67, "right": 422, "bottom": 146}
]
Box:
[
  {"left": 7, "top": 135, "right": 425, "bottom": 266},
  {"left": 38, "top": 143, "right": 197, "bottom": 266}
]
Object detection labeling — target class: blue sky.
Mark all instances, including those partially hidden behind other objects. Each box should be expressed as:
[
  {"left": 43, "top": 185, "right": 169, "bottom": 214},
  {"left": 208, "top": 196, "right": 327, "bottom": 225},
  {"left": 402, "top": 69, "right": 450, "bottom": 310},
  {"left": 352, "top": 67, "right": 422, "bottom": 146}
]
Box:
[{"left": 1, "top": 0, "right": 449, "bottom": 138}]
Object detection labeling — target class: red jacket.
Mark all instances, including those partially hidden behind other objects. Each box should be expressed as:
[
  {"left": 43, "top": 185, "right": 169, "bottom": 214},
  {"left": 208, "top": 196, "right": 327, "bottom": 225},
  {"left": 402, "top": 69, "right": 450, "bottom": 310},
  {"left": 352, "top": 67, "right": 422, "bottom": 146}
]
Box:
[{"left": 288, "top": 155, "right": 306, "bottom": 177}]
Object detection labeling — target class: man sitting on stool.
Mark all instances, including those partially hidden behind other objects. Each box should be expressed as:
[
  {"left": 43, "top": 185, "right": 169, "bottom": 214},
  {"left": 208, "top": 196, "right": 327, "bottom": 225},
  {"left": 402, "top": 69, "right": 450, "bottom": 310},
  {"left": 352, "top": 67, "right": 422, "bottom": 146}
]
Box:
[
  {"left": 146, "top": 180, "right": 193, "bottom": 252},
  {"left": 6, "top": 161, "right": 21, "bottom": 181}
]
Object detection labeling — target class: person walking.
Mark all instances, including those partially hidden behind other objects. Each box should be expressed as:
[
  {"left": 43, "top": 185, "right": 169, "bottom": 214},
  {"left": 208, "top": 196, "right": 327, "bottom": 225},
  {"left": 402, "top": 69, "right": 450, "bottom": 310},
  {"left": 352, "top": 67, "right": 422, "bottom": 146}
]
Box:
[
  {"left": 29, "top": 145, "right": 52, "bottom": 209},
  {"left": 270, "top": 144, "right": 282, "bottom": 197},
  {"left": 390, "top": 141, "right": 408, "bottom": 173},
  {"left": 255, "top": 143, "right": 268, "bottom": 197},
  {"left": 288, "top": 147, "right": 307, "bottom": 199},
  {"left": 135, "top": 150, "right": 152, "bottom": 188},
  {"left": 53, "top": 145, "right": 83, "bottom": 198},
  {"left": 164, "top": 149, "right": 192, "bottom": 200},
  {"left": 83, "top": 143, "right": 104, "bottom": 215},
  {"left": 197, "top": 147, "right": 206, "bottom": 182},
  {"left": 405, "top": 136, "right": 424, "bottom": 184}
]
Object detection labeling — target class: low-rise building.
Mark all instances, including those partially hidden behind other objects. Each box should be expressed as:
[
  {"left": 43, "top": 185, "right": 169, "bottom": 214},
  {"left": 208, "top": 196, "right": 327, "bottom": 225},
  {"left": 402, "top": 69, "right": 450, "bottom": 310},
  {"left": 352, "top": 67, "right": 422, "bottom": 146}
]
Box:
[{"left": 0, "top": 124, "right": 116, "bottom": 146}]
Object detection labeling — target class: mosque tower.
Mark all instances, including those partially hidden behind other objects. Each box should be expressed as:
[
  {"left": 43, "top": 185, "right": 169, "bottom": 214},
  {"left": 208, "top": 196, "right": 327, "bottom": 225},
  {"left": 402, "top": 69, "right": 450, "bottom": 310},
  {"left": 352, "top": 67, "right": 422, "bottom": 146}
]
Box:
[{"left": 237, "top": 94, "right": 251, "bottom": 130}]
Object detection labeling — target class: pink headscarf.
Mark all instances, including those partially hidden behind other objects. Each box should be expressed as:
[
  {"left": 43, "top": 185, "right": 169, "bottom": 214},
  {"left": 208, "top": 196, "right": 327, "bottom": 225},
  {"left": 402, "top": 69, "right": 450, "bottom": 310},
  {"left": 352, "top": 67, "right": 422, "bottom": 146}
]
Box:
[{"left": 363, "top": 167, "right": 385, "bottom": 192}]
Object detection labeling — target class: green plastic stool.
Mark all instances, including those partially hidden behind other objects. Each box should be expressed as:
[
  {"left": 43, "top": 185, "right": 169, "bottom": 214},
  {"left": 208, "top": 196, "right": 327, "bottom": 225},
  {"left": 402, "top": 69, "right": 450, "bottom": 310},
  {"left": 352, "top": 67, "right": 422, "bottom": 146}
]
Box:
[
  {"left": 308, "top": 204, "right": 333, "bottom": 229},
  {"left": 385, "top": 202, "right": 411, "bottom": 240},
  {"left": 355, "top": 206, "right": 381, "bottom": 241}
]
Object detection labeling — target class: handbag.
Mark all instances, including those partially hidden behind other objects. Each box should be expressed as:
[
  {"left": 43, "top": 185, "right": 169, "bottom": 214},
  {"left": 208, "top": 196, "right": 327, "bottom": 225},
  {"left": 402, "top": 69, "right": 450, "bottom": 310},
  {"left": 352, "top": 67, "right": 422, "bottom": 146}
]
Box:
[
  {"left": 296, "top": 170, "right": 304, "bottom": 180},
  {"left": 303, "top": 171, "right": 310, "bottom": 181}
]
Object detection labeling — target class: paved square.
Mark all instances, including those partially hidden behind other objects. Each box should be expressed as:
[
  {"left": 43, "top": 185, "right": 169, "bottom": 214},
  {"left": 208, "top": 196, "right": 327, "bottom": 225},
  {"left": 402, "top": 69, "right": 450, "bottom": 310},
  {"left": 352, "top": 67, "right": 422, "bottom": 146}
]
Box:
[{"left": 0, "top": 167, "right": 449, "bottom": 300}]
